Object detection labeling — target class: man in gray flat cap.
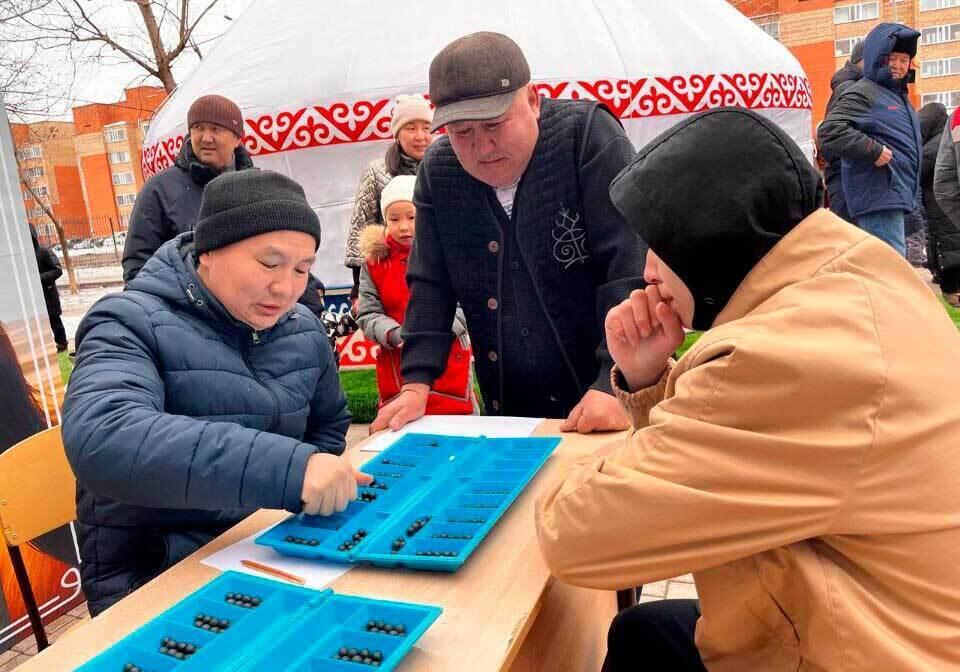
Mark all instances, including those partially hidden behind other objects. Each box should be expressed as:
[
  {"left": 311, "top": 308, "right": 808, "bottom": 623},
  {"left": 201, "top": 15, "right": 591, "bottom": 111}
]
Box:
[{"left": 372, "top": 32, "right": 648, "bottom": 434}]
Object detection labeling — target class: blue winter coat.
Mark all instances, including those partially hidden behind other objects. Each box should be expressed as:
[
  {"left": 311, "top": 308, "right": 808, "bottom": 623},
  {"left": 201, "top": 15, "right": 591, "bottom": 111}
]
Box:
[
  {"left": 62, "top": 232, "right": 350, "bottom": 614},
  {"left": 818, "top": 23, "right": 921, "bottom": 219}
]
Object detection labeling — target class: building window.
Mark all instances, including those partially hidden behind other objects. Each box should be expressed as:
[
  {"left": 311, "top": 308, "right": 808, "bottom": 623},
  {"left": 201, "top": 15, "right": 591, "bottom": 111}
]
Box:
[
  {"left": 753, "top": 16, "right": 780, "bottom": 40},
  {"left": 116, "top": 193, "right": 137, "bottom": 206},
  {"left": 140, "top": 120, "right": 151, "bottom": 136},
  {"left": 32, "top": 185, "right": 49, "bottom": 197},
  {"left": 922, "top": 0, "right": 960, "bottom": 10},
  {"left": 112, "top": 171, "right": 135, "bottom": 186},
  {"left": 922, "top": 24, "right": 960, "bottom": 44},
  {"left": 29, "top": 206, "right": 46, "bottom": 218},
  {"left": 24, "top": 166, "right": 44, "bottom": 179},
  {"left": 15, "top": 146, "right": 42, "bottom": 161},
  {"left": 109, "top": 151, "right": 130, "bottom": 164},
  {"left": 835, "top": 36, "right": 866, "bottom": 56},
  {"left": 922, "top": 57, "right": 960, "bottom": 77},
  {"left": 104, "top": 127, "right": 127, "bottom": 143},
  {"left": 835, "top": 2, "right": 879, "bottom": 23},
  {"left": 922, "top": 90, "right": 960, "bottom": 109}
]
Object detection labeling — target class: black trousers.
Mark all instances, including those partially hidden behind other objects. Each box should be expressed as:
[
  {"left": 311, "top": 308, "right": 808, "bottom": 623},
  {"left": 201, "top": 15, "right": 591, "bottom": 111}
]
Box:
[
  {"left": 602, "top": 599, "right": 707, "bottom": 672},
  {"left": 48, "top": 311, "right": 67, "bottom": 348},
  {"left": 942, "top": 267, "right": 960, "bottom": 295}
]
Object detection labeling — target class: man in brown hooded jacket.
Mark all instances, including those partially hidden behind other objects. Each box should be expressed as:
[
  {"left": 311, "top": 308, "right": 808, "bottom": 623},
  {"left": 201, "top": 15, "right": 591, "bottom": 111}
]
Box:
[{"left": 536, "top": 108, "right": 960, "bottom": 671}]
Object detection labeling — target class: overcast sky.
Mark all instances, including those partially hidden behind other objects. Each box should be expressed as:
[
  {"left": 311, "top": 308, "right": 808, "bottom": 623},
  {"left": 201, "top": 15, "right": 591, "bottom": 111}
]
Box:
[{"left": 23, "top": 0, "right": 254, "bottom": 118}]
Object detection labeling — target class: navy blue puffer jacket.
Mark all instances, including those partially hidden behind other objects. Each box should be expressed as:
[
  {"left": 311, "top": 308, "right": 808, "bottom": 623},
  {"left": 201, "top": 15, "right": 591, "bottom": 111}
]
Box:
[
  {"left": 818, "top": 23, "right": 921, "bottom": 219},
  {"left": 62, "top": 232, "right": 350, "bottom": 614}
]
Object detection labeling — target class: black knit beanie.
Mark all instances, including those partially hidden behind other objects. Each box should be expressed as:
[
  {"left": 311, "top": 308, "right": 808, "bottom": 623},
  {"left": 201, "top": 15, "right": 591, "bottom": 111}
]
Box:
[{"left": 194, "top": 169, "right": 321, "bottom": 255}]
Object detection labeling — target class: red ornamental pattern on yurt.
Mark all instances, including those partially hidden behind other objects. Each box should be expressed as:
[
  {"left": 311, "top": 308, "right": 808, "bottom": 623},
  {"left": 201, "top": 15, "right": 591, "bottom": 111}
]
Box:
[{"left": 140, "top": 73, "right": 812, "bottom": 178}]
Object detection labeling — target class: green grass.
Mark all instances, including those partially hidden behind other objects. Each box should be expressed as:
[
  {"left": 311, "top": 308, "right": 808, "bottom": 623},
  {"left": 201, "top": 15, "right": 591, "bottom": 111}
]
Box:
[{"left": 53, "top": 298, "right": 960, "bottom": 425}]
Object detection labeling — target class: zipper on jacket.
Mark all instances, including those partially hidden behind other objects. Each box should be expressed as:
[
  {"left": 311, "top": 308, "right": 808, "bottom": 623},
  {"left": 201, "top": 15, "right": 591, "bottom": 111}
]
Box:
[{"left": 243, "top": 330, "right": 280, "bottom": 432}]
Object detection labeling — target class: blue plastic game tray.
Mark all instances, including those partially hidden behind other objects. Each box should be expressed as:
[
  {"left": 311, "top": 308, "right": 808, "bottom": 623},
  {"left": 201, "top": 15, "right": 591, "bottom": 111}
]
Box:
[
  {"left": 75, "top": 571, "right": 441, "bottom": 672},
  {"left": 257, "top": 433, "right": 560, "bottom": 571}
]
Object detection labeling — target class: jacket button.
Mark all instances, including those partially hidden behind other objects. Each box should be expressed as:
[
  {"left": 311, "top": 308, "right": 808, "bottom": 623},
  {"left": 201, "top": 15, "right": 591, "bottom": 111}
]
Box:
[
  {"left": 488, "top": 351, "right": 498, "bottom": 362},
  {"left": 510, "top": 261, "right": 520, "bottom": 271},
  {"left": 487, "top": 298, "right": 498, "bottom": 310},
  {"left": 488, "top": 240, "right": 500, "bottom": 253},
  {"left": 520, "top": 327, "right": 529, "bottom": 337},
  {"left": 491, "top": 400, "right": 500, "bottom": 411}
]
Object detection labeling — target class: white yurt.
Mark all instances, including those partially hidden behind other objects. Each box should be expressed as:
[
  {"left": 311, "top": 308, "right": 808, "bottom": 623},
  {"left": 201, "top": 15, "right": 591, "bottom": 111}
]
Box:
[{"left": 142, "top": 0, "right": 813, "bottom": 364}]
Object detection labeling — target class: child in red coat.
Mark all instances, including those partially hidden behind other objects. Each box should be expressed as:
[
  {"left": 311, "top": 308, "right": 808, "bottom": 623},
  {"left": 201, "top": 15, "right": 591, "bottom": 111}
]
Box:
[{"left": 357, "top": 175, "right": 477, "bottom": 414}]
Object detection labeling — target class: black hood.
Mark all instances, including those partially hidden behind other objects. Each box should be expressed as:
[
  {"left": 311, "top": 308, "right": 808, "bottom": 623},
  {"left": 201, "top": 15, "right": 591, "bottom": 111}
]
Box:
[
  {"left": 175, "top": 136, "right": 254, "bottom": 187},
  {"left": 609, "top": 108, "right": 823, "bottom": 331},
  {"left": 919, "top": 102, "right": 947, "bottom": 144},
  {"left": 830, "top": 62, "right": 862, "bottom": 92}
]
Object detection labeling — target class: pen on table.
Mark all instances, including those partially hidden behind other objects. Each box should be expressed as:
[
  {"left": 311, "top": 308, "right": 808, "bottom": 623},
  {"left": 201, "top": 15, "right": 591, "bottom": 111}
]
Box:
[{"left": 240, "top": 559, "right": 306, "bottom": 585}]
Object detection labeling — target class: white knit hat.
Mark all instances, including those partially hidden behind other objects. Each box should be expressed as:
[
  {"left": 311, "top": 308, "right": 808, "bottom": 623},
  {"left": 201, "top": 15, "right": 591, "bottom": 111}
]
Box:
[
  {"left": 390, "top": 94, "right": 433, "bottom": 137},
  {"left": 380, "top": 175, "right": 417, "bottom": 220}
]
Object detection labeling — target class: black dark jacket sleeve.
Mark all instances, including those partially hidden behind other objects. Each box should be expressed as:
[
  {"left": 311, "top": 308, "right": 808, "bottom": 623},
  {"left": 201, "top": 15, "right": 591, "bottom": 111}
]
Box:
[
  {"left": 400, "top": 158, "right": 457, "bottom": 387},
  {"left": 818, "top": 87, "right": 886, "bottom": 164},
  {"left": 297, "top": 274, "right": 326, "bottom": 320},
  {"left": 37, "top": 247, "right": 63, "bottom": 285},
  {"left": 579, "top": 108, "right": 648, "bottom": 393},
  {"left": 122, "top": 180, "right": 171, "bottom": 284}
]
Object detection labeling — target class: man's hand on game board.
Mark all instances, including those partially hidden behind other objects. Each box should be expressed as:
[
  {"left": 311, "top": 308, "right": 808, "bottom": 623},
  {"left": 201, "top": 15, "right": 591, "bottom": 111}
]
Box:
[
  {"left": 369, "top": 384, "right": 429, "bottom": 434},
  {"left": 301, "top": 453, "right": 374, "bottom": 516},
  {"left": 559, "top": 388, "right": 630, "bottom": 434}
]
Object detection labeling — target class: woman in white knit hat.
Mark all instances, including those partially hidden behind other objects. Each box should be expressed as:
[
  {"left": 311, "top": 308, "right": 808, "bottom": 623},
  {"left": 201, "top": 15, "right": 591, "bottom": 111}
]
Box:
[{"left": 344, "top": 94, "right": 434, "bottom": 305}]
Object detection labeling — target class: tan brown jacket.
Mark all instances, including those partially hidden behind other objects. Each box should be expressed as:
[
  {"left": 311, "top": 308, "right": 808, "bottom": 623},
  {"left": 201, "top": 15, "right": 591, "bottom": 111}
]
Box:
[{"left": 536, "top": 210, "right": 960, "bottom": 671}]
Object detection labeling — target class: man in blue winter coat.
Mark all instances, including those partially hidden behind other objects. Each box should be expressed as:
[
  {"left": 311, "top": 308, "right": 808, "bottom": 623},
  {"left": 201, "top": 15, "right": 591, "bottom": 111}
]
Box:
[
  {"left": 63, "top": 169, "right": 370, "bottom": 615},
  {"left": 818, "top": 22, "right": 922, "bottom": 257}
]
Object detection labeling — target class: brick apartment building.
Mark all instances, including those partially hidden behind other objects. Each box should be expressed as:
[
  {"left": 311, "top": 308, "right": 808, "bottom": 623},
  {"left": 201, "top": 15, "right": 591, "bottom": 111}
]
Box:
[
  {"left": 733, "top": 0, "right": 960, "bottom": 125},
  {"left": 10, "top": 85, "right": 166, "bottom": 242},
  {"left": 71, "top": 85, "right": 166, "bottom": 232},
  {"left": 11, "top": 121, "right": 86, "bottom": 242}
]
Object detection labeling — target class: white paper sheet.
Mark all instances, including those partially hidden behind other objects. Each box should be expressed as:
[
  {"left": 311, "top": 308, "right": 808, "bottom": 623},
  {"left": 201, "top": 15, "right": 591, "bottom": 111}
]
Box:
[
  {"left": 201, "top": 526, "right": 351, "bottom": 590},
  {"left": 359, "top": 415, "right": 545, "bottom": 453}
]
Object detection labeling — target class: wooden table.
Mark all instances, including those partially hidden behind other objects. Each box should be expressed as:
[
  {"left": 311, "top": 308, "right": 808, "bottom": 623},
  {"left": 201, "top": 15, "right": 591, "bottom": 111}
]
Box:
[{"left": 18, "top": 421, "right": 621, "bottom": 671}]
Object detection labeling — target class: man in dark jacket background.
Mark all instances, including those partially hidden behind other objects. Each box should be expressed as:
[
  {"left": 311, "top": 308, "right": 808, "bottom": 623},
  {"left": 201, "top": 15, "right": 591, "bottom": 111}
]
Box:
[
  {"left": 932, "top": 104, "right": 960, "bottom": 307},
  {"left": 122, "top": 94, "right": 253, "bottom": 282},
  {"left": 821, "top": 40, "right": 864, "bottom": 221},
  {"left": 818, "top": 22, "right": 922, "bottom": 257},
  {"left": 123, "top": 93, "right": 327, "bottom": 319},
  {"left": 64, "top": 170, "right": 367, "bottom": 615},
  {"left": 370, "top": 32, "right": 647, "bottom": 435},
  {"left": 30, "top": 226, "right": 67, "bottom": 352}
]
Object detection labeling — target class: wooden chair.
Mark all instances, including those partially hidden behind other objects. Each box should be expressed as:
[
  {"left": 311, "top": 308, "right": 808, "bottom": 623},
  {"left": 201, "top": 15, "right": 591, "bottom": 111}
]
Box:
[{"left": 0, "top": 425, "right": 78, "bottom": 651}]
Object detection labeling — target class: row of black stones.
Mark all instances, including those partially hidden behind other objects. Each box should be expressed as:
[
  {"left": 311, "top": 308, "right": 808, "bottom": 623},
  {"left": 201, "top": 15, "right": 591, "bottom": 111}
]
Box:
[
  {"left": 159, "top": 637, "right": 197, "bottom": 659},
  {"left": 284, "top": 535, "right": 320, "bottom": 546},
  {"left": 447, "top": 517, "right": 486, "bottom": 524},
  {"left": 339, "top": 528, "right": 367, "bottom": 552},
  {"left": 416, "top": 550, "right": 458, "bottom": 557},
  {"left": 432, "top": 533, "right": 473, "bottom": 540},
  {"left": 122, "top": 665, "right": 148, "bottom": 672},
  {"left": 225, "top": 592, "right": 261, "bottom": 608},
  {"left": 391, "top": 537, "right": 406, "bottom": 554},
  {"left": 359, "top": 491, "right": 378, "bottom": 502},
  {"left": 406, "top": 516, "right": 431, "bottom": 537},
  {"left": 194, "top": 613, "right": 229, "bottom": 632},
  {"left": 381, "top": 458, "right": 417, "bottom": 467},
  {"left": 335, "top": 647, "right": 383, "bottom": 666},
  {"left": 366, "top": 620, "right": 406, "bottom": 636},
  {"left": 368, "top": 479, "right": 389, "bottom": 490}
]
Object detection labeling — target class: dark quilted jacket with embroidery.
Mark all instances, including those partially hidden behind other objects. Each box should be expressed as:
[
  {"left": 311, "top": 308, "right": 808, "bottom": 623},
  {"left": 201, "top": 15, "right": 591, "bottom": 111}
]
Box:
[
  {"left": 63, "top": 232, "right": 350, "bottom": 614},
  {"left": 402, "top": 98, "right": 647, "bottom": 417}
]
